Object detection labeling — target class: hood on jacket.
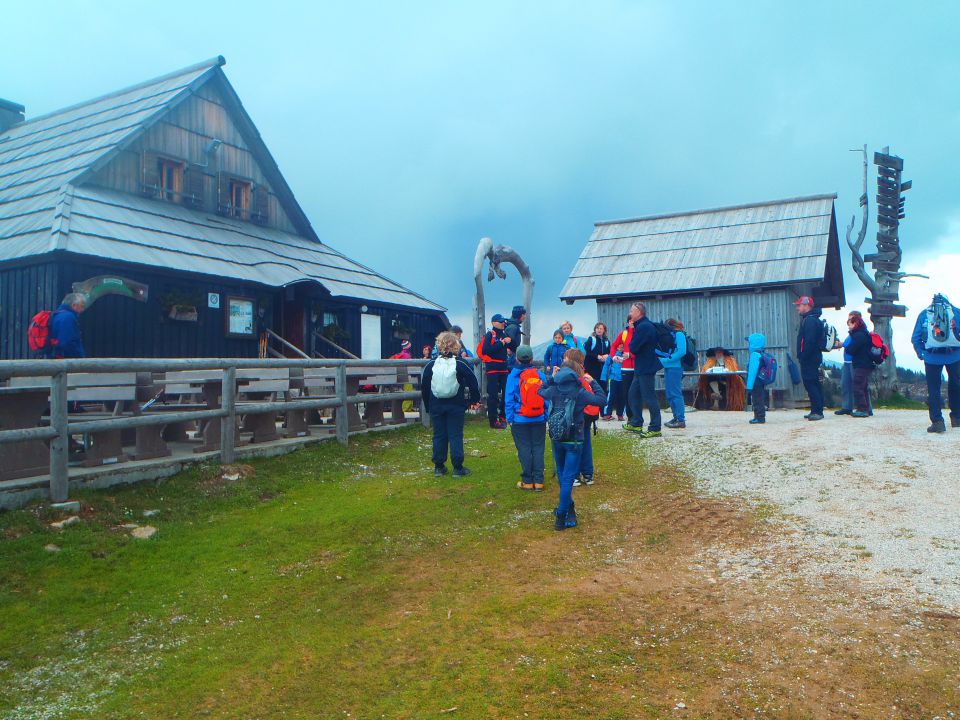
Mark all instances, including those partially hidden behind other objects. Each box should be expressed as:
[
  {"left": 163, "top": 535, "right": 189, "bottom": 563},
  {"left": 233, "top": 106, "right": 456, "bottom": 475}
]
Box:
[
  {"left": 553, "top": 367, "right": 583, "bottom": 392},
  {"left": 747, "top": 333, "right": 767, "bottom": 353},
  {"left": 802, "top": 307, "right": 823, "bottom": 319}
]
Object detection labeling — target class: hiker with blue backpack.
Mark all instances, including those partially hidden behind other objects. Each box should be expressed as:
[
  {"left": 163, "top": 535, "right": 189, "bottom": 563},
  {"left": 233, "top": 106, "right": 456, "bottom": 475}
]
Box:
[
  {"left": 658, "top": 318, "right": 689, "bottom": 429},
  {"left": 421, "top": 332, "right": 482, "bottom": 477},
  {"left": 539, "top": 355, "right": 606, "bottom": 531},
  {"left": 505, "top": 345, "right": 548, "bottom": 492},
  {"left": 911, "top": 293, "right": 960, "bottom": 433},
  {"left": 745, "top": 333, "right": 777, "bottom": 424}
]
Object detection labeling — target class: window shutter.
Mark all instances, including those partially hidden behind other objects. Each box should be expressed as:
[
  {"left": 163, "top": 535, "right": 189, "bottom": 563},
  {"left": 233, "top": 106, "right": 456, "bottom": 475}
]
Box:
[
  {"left": 216, "top": 172, "right": 231, "bottom": 216},
  {"left": 184, "top": 168, "right": 205, "bottom": 209},
  {"left": 251, "top": 185, "right": 269, "bottom": 225},
  {"left": 141, "top": 152, "right": 160, "bottom": 197}
]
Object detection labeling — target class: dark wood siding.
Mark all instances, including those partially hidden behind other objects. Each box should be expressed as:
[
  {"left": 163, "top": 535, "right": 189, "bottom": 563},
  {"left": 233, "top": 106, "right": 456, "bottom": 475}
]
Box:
[{"left": 0, "top": 261, "right": 60, "bottom": 359}]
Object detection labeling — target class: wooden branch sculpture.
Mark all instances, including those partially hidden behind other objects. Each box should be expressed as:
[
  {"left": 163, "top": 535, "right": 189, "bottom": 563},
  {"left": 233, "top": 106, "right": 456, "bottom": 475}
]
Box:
[{"left": 472, "top": 237, "right": 535, "bottom": 353}]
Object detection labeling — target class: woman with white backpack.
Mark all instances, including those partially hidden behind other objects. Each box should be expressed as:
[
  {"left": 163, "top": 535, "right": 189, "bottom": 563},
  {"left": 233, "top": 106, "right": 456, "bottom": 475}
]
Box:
[{"left": 421, "top": 331, "right": 482, "bottom": 477}]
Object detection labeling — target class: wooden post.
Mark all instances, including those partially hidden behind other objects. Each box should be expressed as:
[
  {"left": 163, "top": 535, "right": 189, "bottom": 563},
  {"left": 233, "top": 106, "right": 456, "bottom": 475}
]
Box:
[
  {"left": 49, "top": 371, "right": 69, "bottom": 502},
  {"left": 220, "top": 366, "right": 236, "bottom": 464},
  {"left": 335, "top": 364, "right": 348, "bottom": 446}
]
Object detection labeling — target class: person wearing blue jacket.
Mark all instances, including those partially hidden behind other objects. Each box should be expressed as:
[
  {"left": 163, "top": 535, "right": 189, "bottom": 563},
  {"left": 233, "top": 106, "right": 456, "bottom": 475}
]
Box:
[
  {"left": 745, "top": 332, "right": 769, "bottom": 424},
  {"left": 658, "top": 318, "right": 688, "bottom": 429},
  {"left": 795, "top": 296, "right": 826, "bottom": 420},
  {"left": 624, "top": 302, "right": 661, "bottom": 437},
  {"left": 911, "top": 293, "right": 960, "bottom": 433},
  {"left": 538, "top": 362, "right": 606, "bottom": 531},
  {"left": 543, "top": 329, "right": 567, "bottom": 375},
  {"left": 49, "top": 293, "right": 87, "bottom": 358},
  {"left": 600, "top": 351, "right": 623, "bottom": 420},
  {"left": 505, "top": 345, "right": 548, "bottom": 491}
]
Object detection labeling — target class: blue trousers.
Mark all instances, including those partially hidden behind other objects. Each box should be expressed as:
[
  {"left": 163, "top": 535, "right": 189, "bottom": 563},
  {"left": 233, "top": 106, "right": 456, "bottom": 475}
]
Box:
[
  {"left": 841, "top": 362, "right": 872, "bottom": 412},
  {"left": 664, "top": 366, "right": 684, "bottom": 421},
  {"left": 551, "top": 439, "right": 583, "bottom": 520},
  {"left": 628, "top": 372, "right": 661, "bottom": 430},
  {"left": 430, "top": 403, "right": 465, "bottom": 469},
  {"left": 578, "top": 418, "right": 594, "bottom": 478},
  {"left": 925, "top": 361, "right": 960, "bottom": 423}
]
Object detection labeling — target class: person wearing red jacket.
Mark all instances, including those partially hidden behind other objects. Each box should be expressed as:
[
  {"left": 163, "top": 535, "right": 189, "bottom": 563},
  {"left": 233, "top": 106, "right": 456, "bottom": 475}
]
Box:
[
  {"left": 609, "top": 317, "right": 636, "bottom": 424},
  {"left": 481, "top": 313, "right": 511, "bottom": 428}
]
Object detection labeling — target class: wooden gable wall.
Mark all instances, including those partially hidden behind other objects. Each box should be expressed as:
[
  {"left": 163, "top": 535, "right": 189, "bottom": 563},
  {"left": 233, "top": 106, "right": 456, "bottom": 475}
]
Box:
[{"left": 85, "top": 77, "right": 298, "bottom": 235}]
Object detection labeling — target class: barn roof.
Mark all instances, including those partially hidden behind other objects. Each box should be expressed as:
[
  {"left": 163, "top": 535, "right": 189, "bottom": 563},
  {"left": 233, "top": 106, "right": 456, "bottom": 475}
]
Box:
[
  {"left": 560, "top": 194, "right": 841, "bottom": 301},
  {"left": 0, "top": 57, "right": 445, "bottom": 312}
]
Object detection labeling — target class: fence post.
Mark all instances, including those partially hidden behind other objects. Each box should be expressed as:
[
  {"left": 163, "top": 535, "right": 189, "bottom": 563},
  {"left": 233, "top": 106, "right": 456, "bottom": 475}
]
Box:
[
  {"left": 49, "top": 371, "right": 69, "bottom": 502},
  {"left": 335, "top": 364, "right": 348, "bottom": 446},
  {"left": 220, "top": 366, "right": 236, "bottom": 464}
]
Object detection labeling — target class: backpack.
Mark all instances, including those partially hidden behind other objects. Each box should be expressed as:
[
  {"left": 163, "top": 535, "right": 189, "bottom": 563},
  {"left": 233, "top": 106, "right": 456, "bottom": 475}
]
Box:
[
  {"left": 580, "top": 376, "right": 600, "bottom": 417},
  {"left": 757, "top": 352, "right": 778, "bottom": 384},
  {"left": 820, "top": 319, "right": 838, "bottom": 351},
  {"left": 517, "top": 367, "right": 545, "bottom": 417},
  {"left": 476, "top": 333, "right": 495, "bottom": 363},
  {"left": 925, "top": 300, "right": 960, "bottom": 349},
  {"left": 869, "top": 332, "right": 891, "bottom": 365},
  {"left": 430, "top": 356, "right": 460, "bottom": 398},
  {"left": 786, "top": 354, "right": 801, "bottom": 385},
  {"left": 652, "top": 322, "right": 676, "bottom": 355},
  {"left": 28, "top": 310, "right": 57, "bottom": 354},
  {"left": 547, "top": 395, "right": 578, "bottom": 442},
  {"left": 681, "top": 334, "right": 698, "bottom": 370}
]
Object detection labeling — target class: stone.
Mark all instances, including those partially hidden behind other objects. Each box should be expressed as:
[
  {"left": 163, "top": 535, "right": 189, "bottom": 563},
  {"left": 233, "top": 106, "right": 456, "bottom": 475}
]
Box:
[
  {"left": 50, "top": 516, "right": 80, "bottom": 530},
  {"left": 130, "top": 525, "right": 157, "bottom": 540},
  {"left": 44, "top": 544, "right": 61, "bottom": 553},
  {"left": 120, "top": 523, "right": 139, "bottom": 530},
  {"left": 50, "top": 501, "right": 81, "bottom": 513},
  {"left": 142, "top": 509, "right": 160, "bottom": 518}
]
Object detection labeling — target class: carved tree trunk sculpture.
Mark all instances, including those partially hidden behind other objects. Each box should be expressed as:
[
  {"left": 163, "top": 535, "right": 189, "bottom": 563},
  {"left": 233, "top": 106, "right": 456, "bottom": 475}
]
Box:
[{"left": 472, "top": 237, "right": 536, "bottom": 400}]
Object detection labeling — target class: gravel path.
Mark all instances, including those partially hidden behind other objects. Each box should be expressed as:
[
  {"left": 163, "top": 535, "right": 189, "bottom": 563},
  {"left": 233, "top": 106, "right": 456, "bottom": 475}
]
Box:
[{"left": 600, "top": 409, "right": 960, "bottom": 611}]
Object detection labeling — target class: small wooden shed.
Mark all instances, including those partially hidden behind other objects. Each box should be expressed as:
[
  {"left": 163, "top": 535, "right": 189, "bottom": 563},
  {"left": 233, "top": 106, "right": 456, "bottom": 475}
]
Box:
[{"left": 560, "top": 194, "right": 846, "bottom": 404}]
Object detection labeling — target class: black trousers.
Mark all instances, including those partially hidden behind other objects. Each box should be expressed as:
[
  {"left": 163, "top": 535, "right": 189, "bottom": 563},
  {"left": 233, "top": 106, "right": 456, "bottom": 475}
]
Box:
[
  {"left": 511, "top": 422, "right": 546, "bottom": 485},
  {"left": 751, "top": 382, "right": 767, "bottom": 421},
  {"left": 852, "top": 366, "right": 872, "bottom": 413},
  {"left": 486, "top": 372, "right": 507, "bottom": 425},
  {"left": 800, "top": 361, "right": 823, "bottom": 415},
  {"left": 628, "top": 372, "right": 661, "bottom": 431},
  {"left": 620, "top": 371, "right": 636, "bottom": 423},
  {"left": 430, "top": 403, "right": 466, "bottom": 469}
]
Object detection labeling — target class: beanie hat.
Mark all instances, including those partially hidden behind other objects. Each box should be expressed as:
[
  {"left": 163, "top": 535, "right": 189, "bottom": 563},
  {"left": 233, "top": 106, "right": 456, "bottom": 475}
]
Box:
[{"left": 515, "top": 345, "right": 533, "bottom": 363}]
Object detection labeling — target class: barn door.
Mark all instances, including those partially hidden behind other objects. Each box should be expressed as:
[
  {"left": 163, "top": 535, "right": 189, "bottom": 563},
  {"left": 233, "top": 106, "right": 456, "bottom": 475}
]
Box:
[{"left": 360, "top": 313, "right": 382, "bottom": 359}]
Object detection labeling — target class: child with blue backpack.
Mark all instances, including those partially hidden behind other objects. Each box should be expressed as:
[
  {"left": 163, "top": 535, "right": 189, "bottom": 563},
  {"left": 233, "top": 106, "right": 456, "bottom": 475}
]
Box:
[{"left": 745, "top": 332, "right": 776, "bottom": 424}]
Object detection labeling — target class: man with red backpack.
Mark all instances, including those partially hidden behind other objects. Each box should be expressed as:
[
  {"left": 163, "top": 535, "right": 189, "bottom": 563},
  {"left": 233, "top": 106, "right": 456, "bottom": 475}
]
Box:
[
  {"left": 505, "top": 345, "right": 547, "bottom": 491},
  {"left": 29, "top": 293, "right": 87, "bottom": 359}
]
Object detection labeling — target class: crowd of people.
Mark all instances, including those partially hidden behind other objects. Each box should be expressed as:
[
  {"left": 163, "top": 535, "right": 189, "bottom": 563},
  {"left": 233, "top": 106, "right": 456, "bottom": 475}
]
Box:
[{"left": 421, "top": 292, "right": 960, "bottom": 532}]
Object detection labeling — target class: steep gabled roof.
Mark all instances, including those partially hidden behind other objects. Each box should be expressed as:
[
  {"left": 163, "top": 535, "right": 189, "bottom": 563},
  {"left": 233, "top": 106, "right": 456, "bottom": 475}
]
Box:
[
  {"left": 560, "top": 194, "right": 842, "bottom": 301},
  {"left": 0, "top": 57, "right": 445, "bottom": 312}
]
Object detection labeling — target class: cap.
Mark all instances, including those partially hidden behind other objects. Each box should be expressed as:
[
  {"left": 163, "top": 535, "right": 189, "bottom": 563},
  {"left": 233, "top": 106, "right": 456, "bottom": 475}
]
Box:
[
  {"left": 491, "top": 313, "right": 506, "bottom": 323},
  {"left": 515, "top": 345, "right": 533, "bottom": 362},
  {"left": 400, "top": 339, "right": 411, "bottom": 348},
  {"left": 511, "top": 305, "right": 527, "bottom": 319},
  {"left": 794, "top": 295, "right": 814, "bottom": 306}
]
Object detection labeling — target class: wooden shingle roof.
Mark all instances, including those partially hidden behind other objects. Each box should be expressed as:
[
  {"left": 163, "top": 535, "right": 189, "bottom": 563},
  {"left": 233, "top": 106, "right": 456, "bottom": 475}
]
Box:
[{"left": 561, "top": 194, "right": 841, "bottom": 301}]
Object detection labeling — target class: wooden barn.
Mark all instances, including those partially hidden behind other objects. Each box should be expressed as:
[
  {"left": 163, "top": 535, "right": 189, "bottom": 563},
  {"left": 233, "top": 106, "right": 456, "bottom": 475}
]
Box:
[
  {"left": 0, "top": 57, "right": 447, "bottom": 361},
  {"left": 560, "top": 194, "right": 846, "bottom": 404}
]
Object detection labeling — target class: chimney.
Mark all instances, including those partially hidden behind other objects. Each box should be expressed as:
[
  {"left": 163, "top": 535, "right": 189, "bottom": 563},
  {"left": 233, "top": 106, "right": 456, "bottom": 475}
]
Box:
[{"left": 0, "top": 99, "right": 25, "bottom": 133}]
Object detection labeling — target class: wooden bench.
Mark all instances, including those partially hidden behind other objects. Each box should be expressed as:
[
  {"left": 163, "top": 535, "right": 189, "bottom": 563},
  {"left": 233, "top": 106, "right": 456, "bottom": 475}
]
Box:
[
  {"left": 284, "top": 368, "right": 336, "bottom": 438},
  {"left": 7, "top": 372, "right": 139, "bottom": 468}
]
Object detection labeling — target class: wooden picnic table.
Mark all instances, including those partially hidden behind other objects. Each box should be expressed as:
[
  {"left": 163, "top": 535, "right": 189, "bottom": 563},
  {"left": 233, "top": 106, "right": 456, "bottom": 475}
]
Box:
[{"left": 0, "top": 385, "right": 51, "bottom": 481}]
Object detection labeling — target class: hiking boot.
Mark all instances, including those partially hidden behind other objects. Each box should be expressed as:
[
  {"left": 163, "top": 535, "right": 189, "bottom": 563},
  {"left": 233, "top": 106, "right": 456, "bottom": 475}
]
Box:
[
  {"left": 581, "top": 475, "right": 594, "bottom": 486},
  {"left": 554, "top": 508, "right": 567, "bottom": 531},
  {"left": 616, "top": 415, "right": 625, "bottom": 422},
  {"left": 851, "top": 410, "right": 870, "bottom": 418},
  {"left": 572, "top": 477, "right": 582, "bottom": 487},
  {"left": 533, "top": 483, "right": 544, "bottom": 492},
  {"left": 565, "top": 502, "right": 578, "bottom": 528},
  {"left": 434, "top": 465, "right": 448, "bottom": 477},
  {"left": 490, "top": 421, "right": 506, "bottom": 430},
  {"left": 516, "top": 481, "right": 535, "bottom": 491},
  {"left": 452, "top": 467, "right": 472, "bottom": 477},
  {"left": 639, "top": 429, "right": 662, "bottom": 439},
  {"left": 622, "top": 423, "right": 643, "bottom": 433},
  {"left": 834, "top": 409, "right": 852, "bottom": 416},
  {"left": 928, "top": 420, "right": 947, "bottom": 434},
  {"left": 749, "top": 418, "right": 765, "bottom": 424},
  {"left": 806, "top": 413, "right": 824, "bottom": 421},
  {"left": 665, "top": 419, "right": 685, "bottom": 429}
]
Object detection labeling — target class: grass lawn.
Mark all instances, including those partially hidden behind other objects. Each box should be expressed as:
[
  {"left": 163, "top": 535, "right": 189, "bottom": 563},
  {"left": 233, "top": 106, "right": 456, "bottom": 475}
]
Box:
[{"left": 2, "top": 418, "right": 959, "bottom": 719}]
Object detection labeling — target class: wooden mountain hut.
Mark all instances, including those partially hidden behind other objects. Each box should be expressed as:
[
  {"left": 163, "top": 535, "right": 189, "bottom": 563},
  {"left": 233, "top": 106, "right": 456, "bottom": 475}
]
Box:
[
  {"left": 0, "top": 57, "right": 447, "bottom": 361},
  {"left": 560, "top": 194, "right": 846, "bottom": 406}
]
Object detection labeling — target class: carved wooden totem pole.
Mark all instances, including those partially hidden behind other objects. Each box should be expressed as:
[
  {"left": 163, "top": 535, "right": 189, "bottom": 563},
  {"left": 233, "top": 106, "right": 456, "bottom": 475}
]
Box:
[{"left": 846, "top": 145, "right": 925, "bottom": 394}]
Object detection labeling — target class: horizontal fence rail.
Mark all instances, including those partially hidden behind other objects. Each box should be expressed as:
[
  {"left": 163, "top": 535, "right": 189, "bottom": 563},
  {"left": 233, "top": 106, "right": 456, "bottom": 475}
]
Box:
[{"left": 0, "top": 357, "right": 445, "bottom": 503}]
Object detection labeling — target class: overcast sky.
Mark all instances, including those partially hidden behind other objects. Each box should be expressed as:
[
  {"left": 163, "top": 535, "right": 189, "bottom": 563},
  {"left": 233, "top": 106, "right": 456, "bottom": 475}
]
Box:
[{"left": 3, "top": 1, "right": 958, "bottom": 369}]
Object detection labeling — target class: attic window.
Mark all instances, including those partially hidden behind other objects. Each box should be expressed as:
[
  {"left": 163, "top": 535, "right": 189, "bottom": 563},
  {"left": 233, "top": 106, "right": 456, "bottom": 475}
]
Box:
[
  {"left": 142, "top": 152, "right": 186, "bottom": 203},
  {"left": 229, "top": 179, "right": 250, "bottom": 218}
]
